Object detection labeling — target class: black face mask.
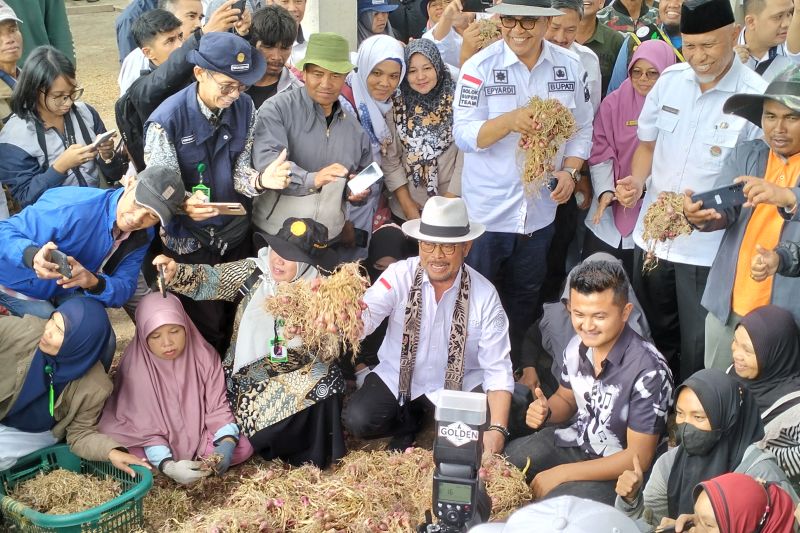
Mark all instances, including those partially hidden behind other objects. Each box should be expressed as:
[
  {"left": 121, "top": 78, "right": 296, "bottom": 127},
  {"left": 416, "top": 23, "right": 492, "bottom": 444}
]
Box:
[{"left": 675, "top": 423, "right": 723, "bottom": 456}]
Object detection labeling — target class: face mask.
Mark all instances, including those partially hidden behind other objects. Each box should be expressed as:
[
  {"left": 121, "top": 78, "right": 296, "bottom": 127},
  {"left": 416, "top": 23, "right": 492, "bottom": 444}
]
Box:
[{"left": 676, "top": 422, "right": 722, "bottom": 456}]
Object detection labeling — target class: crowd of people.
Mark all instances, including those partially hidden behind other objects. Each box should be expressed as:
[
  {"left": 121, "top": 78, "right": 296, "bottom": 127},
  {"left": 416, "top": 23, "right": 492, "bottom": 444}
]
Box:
[{"left": 1, "top": 0, "right": 800, "bottom": 530}]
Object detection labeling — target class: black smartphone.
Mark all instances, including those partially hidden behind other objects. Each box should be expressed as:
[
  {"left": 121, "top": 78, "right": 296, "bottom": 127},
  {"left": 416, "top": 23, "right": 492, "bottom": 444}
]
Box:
[
  {"left": 690, "top": 182, "right": 746, "bottom": 211},
  {"left": 50, "top": 249, "right": 72, "bottom": 278},
  {"left": 232, "top": 0, "right": 246, "bottom": 18},
  {"left": 354, "top": 228, "right": 369, "bottom": 248},
  {"left": 462, "top": 0, "right": 493, "bottom": 11},
  {"left": 158, "top": 264, "right": 167, "bottom": 298},
  {"left": 547, "top": 175, "right": 559, "bottom": 192}
]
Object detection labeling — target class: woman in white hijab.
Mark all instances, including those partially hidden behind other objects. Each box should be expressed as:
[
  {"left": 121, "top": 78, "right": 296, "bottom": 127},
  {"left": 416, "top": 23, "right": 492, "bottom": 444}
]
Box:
[
  {"left": 339, "top": 34, "right": 406, "bottom": 262},
  {"left": 153, "top": 217, "right": 345, "bottom": 468}
]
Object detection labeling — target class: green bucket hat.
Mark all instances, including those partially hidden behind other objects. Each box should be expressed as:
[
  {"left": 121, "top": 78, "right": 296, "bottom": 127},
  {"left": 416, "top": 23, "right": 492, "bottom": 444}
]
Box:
[
  {"left": 724, "top": 65, "right": 800, "bottom": 127},
  {"left": 296, "top": 32, "right": 355, "bottom": 74}
]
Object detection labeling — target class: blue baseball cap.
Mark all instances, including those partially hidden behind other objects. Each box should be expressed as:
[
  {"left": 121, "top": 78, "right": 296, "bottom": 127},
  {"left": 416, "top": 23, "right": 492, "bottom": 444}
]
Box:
[
  {"left": 187, "top": 32, "right": 266, "bottom": 86},
  {"left": 358, "top": 0, "right": 400, "bottom": 13}
]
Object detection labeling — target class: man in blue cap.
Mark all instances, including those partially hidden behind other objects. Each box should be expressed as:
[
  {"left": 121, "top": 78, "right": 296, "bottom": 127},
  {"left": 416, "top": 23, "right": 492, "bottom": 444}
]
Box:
[{"left": 143, "top": 31, "right": 292, "bottom": 354}]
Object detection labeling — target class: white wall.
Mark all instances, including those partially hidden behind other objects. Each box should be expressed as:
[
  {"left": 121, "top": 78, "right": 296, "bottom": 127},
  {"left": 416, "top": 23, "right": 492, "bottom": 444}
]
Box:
[{"left": 304, "top": 0, "right": 358, "bottom": 52}]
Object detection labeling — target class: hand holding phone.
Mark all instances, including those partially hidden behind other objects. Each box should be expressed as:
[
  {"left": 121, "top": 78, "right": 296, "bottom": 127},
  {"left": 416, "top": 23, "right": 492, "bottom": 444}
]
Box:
[
  {"left": 232, "top": 0, "right": 246, "bottom": 19},
  {"left": 50, "top": 249, "right": 73, "bottom": 278},
  {"left": 690, "top": 182, "right": 746, "bottom": 211},
  {"left": 347, "top": 162, "right": 384, "bottom": 195},
  {"left": 92, "top": 129, "right": 117, "bottom": 149},
  {"left": 462, "top": 0, "right": 492, "bottom": 11}
]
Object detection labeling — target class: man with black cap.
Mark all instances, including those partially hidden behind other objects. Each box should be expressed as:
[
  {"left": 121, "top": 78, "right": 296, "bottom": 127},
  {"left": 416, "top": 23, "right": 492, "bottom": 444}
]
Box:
[
  {"left": 0, "top": 166, "right": 185, "bottom": 317},
  {"left": 344, "top": 196, "right": 514, "bottom": 455},
  {"left": 453, "top": 0, "right": 593, "bottom": 378},
  {"left": 144, "top": 31, "right": 292, "bottom": 353},
  {"left": 615, "top": 0, "right": 768, "bottom": 382},
  {"left": 684, "top": 65, "right": 800, "bottom": 369}
]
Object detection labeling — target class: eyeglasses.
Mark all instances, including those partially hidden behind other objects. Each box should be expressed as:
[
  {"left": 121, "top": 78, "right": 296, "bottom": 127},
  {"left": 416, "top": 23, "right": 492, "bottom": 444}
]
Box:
[
  {"left": 419, "top": 241, "right": 457, "bottom": 255},
  {"left": 630, "top": 68, "right": 660, "bottom": 81},
  {"left": 499, "top": 16, "right": 540, "bottom": 30},
  {"left": 43, "top": 87, "right": 83, "bottom": 106},
  {"left": 206, "top": 72, "right": 248, "bottom": 96}
]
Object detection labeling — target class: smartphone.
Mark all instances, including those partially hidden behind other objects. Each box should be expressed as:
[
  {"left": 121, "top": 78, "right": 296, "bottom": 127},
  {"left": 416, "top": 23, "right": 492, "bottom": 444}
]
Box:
[
  {"left": 690, "top": 182, "right": 746, "bottom": 211},
  {"left": 50, "top": 249, "right": 73, "bottom": 278},
  {"left": 158, "top": 264, "right": 167, "bottom": 298},
  {"left": 354, "top": 228, "right": 369, "bottom": 248},
  {"left": 347, "top": 162, "right": 384, "bottom": 195},
  {"left": 232, "top": 0, "right": 246, "bottom": 18},
  {"left": 462, "top": 0, "right": 493, "bottom": 11},
  {"left": 546, "top": 175, "right": 559, "bottom": 192},
  {"left": 205, "top": 202, "right": 247, "bottom": 216},
  {"left": 92, "top": 129, "right": 116, "bottom": 149}
]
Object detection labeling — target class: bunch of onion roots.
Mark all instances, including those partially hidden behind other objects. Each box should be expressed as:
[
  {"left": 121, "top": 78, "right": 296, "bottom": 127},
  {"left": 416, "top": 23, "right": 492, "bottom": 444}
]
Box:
[
  {"left": 517, "top": 97, "right": 576, "bottom": 196},
  {"left": 476, "top": 18, "right": 501, "bottom": 49},
  {"left": 264, "top": 262, "right": 370, "bottom": 363},
  {"left": 141, "top": 448, "right": 531, "bottom": 532},
  {"left": 641, "top": 191, "right": 693, "bottom": 272},
  {"left": 8, "top": 469, "right": 121, "bottom": 515}
]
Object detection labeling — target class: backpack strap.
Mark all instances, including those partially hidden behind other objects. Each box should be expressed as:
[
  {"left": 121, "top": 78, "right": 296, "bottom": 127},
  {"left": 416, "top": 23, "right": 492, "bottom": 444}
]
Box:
[{"left": 234, "top": 264, "right": 263, "bottom": 306}]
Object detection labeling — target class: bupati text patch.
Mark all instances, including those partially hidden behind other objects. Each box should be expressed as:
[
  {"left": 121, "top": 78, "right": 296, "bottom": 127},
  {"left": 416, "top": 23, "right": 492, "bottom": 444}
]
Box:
[{"left": 548, "top": 81, "right": 575, "bottom": 92}]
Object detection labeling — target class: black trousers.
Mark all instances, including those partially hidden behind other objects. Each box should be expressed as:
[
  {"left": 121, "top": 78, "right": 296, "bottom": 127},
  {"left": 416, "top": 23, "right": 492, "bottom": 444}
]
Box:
[
  {"left": 581, "top": 230, "right": 634, "bottom": 281},
  {"left": 632, "top": 247, "right": 709, "bottom": 383},
  {"left": 169, "top": 233, "right": 252, "bottom": 356},
  {"left": 539, "top": 197, "right": 578, "bottom": 305},
  {"left": 342, "top": 373, "right": 433, "bottom": 440}
]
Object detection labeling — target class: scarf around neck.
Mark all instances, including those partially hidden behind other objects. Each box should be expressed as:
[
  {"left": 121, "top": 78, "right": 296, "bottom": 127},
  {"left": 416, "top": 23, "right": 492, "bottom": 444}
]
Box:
[
  {"left": 398, "top": 263, "right": 470, "bottom": 404},
  {"left": 393, "top": 39, "right": 456, "bottom": 197}
]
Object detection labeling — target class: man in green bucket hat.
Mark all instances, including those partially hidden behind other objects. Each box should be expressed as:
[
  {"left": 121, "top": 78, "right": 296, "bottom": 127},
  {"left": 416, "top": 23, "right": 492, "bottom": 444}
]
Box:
[{"left": 251, "top": 32, "right": 373, "bottom": 252}]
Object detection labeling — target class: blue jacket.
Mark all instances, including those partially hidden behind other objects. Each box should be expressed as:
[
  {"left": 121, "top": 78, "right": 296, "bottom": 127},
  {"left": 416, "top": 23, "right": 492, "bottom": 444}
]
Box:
[
  {"left": 0, "top": 187, "right": 154, "bottom": 307},
  {"left": 116, "top": 0, "right": 158, "bottom": 63},
  {"left": 146, "top": 82, "right": 252, "bottom": 239}
]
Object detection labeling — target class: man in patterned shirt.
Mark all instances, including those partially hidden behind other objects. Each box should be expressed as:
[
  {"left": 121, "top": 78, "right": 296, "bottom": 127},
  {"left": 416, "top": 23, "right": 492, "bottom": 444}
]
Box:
[
  {"left": 505, "top": 259, "right": 673, "bottom": 505},
  {"left": 596, "top": 0, "right": 658, "bottom": 33}
]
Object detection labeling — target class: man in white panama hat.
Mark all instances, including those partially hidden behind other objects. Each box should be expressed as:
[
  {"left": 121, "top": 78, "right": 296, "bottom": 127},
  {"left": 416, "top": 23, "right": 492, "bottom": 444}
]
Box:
[{"left": 343, "top": 196, "right": 515, "bottom": 455}]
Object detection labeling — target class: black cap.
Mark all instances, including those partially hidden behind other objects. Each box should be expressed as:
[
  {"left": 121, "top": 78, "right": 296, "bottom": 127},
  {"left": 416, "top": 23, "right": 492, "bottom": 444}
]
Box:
[
  {"left": 254, "top": 218, "right": 339, "bottom": 272},
  {"left": 133, "top": 166, "right": 185, "bottom": 226},
  {"left": 680, "top": 0, "right": 734, "bottom": 35}
]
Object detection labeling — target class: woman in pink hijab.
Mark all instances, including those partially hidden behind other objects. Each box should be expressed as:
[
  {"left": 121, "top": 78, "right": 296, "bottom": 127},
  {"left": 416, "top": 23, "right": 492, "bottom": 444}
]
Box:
[
  {"left": 98, "top": 293, "right": 252, "bottom": 485},
  {"left": 582, "top": 39, "right": 677, "bottom": 278}
]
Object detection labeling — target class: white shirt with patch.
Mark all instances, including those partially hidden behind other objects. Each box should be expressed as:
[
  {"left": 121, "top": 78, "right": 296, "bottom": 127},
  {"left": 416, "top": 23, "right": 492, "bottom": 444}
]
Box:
[
  {"left": 633, "top": 60, "right": 767, "bottom": 266},
  {"left": 453, "top": 39, "right": 594, "bottom": 234},
  {"left": 361, "top": 257, "right": 514, "bottom": 403}
]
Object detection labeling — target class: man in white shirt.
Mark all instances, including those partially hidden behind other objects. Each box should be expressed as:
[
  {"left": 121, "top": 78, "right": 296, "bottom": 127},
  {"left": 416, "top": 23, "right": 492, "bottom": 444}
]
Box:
[
  {"left": 452, "top": 0, "right": 593, "bottom": 375},
  {"left": 735, "top": 0, "right": 797, "bottom": 79},
  {"left": 421, "top": 0, "right": 476, "bottom": 68},
  {"left": 615, "top": 0, "right": 767, "bottom": 382},
  {"left": 343, "top": 197, "right": 514, "bottom": 455}
]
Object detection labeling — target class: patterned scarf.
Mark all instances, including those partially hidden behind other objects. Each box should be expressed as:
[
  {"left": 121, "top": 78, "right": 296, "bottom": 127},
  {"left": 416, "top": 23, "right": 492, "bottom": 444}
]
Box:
[
  {"left": 398, "top": 264, "right": 470, "bottom": 404},
  {"left": 392, "top": 39, "right": 455, "bottom": 196}
]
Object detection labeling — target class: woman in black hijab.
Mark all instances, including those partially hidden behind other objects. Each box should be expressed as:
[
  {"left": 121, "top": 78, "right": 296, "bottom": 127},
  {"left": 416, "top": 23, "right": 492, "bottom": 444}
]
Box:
[
  {"left": 732, "top": 305, "right": 800, "bottom": 484},
  {"left": 614, "top": 369, "right": 797, "bottom": 528}
]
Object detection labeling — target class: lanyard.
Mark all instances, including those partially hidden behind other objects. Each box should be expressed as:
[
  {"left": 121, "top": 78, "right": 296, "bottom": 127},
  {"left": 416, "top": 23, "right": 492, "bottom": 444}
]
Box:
[
  {"left": 44, "top": 364, "right": 55, "bottom": 417},
  {"left": 0, "top": 69, "right": 16, "bottom": 89}
]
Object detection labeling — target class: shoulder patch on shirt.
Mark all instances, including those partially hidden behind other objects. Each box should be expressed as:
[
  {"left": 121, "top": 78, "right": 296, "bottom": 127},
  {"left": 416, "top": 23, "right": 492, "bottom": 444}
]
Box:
[
  {"left": 492, "top": 69, "right": 508, "bottom": 84},
  {"left": 180, "top": 134, "right": 196, "bottom": 145},
  {"left": 458, "top": 73, "right": 483, "bottom": 108},
  {"left": 485, "top": 85, "right": 516, "bottom": 96},
  {"left": 553, "top": 66, "right": 568, "bottom": 81},
  {"left": 548, "top": 81, "right": 575, "bottom": 92}
]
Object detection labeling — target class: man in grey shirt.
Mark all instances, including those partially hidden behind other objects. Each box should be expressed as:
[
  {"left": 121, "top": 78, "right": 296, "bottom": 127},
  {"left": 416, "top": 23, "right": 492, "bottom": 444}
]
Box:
[{"left": 252, "top": 32, "right": 372, "bottom": 247}]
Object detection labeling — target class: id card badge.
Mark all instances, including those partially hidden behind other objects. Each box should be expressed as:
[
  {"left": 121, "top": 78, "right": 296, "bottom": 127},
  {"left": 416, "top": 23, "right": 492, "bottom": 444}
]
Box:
[
  {"left": 270, "top": 340, "right": 288, "bottom": 363},
  {"left": 193, "top": 162, "right": 211, "bottom": 200},
  {"left": 191, "top": 182, "right": 211, "bottom": 200}
]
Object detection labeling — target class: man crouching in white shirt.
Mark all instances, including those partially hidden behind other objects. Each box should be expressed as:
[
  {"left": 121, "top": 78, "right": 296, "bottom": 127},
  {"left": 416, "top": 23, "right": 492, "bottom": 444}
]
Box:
[{"left": 343, "top": 197, "right": 515, "bottom": 455}]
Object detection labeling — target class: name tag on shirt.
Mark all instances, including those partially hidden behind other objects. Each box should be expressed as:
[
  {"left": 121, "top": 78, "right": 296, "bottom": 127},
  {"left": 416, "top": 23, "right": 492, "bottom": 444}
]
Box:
[
  {"left": 485, "top": 85, "right": 516, "bottom": 96},
  {"left": 626, "top": 120, "right": 638, "bottom": 127},
  {"left": 548, "top": 81, "right": 575, "bottom": 92},
  {"left": 661, "top": 105, "right": 680, "bottom": 115}
]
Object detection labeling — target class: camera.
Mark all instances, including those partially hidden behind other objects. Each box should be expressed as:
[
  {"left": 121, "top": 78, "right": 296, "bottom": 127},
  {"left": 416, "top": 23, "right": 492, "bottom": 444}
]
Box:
[{"left": 418, "top": 390, "right": 491, "bottom": 533}]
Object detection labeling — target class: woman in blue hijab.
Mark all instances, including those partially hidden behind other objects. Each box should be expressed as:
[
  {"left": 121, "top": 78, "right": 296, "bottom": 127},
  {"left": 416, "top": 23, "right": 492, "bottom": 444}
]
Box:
[{"left": 0, "top": 298, "right": 149, "bottom": 475}]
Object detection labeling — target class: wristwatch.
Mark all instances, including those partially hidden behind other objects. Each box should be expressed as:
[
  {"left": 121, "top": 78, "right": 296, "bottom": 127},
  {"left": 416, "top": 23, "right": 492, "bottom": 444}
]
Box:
[{"left": 563, "top": 167, "right": 581, "bottom": 183}]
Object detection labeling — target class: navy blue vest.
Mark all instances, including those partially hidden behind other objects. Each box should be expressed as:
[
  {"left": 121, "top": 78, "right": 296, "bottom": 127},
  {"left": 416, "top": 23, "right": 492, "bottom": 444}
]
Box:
[{"left": 147, "top": 83, "right": 252, "bottom": 238}]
